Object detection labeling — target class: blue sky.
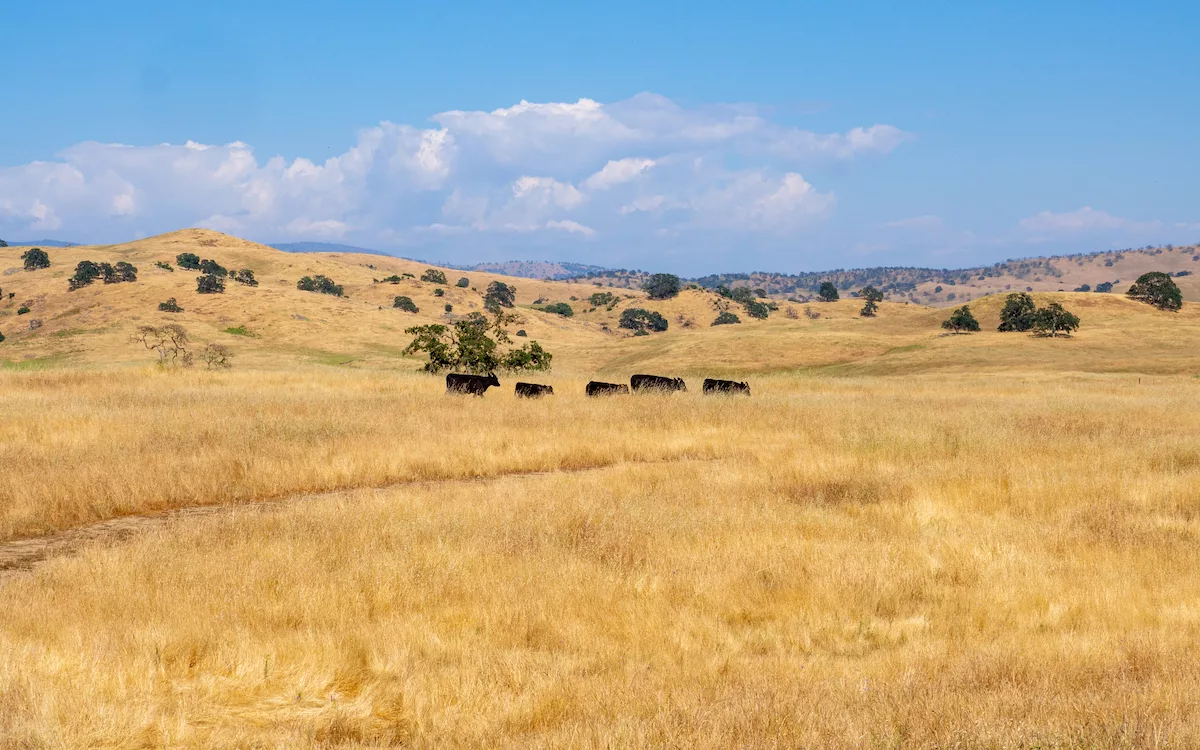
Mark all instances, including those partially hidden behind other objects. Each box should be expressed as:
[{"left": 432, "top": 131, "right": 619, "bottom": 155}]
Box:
[{"left": 2, "top": 0, "right": 1197, "bottom": 274}]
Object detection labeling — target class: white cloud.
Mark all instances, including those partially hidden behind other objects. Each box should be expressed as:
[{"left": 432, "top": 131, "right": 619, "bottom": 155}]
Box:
[
  {"left": 0, "top": 93, "right": 914, "bottom": 261},
  {"left": 1018, "top": 206, "right": 1149, "bottom": 234},
  {"left": 584, "top": 158, "right": 656, "bottom": 190},
  {"left": 546, "top": 219, "right": 595, "bottom": 236}
]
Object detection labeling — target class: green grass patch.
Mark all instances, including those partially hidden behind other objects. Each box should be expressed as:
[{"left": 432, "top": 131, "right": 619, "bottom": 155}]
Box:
[
  {"left": 1, "top": 353, "right": 72, "bottom": 371},
  {"left": 224, "top": 325, "right": 257, "bottom": 337}
]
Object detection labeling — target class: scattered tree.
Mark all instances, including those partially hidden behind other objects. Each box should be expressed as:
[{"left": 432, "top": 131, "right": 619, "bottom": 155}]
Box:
[
  {"left": 444, "top": 303, "right": 453, "bottom": 313},
  {"left": 155, "top": 261, "right": 174, "bottom": 271},
  {"left": 130, "top": 324, "right": 193, "bottom": 366},
  {"left": 433, "top": 288, "right": 445, "bottom": 297},
  {"left": 68, "top": 260, "right": 103, "bottom": 290},
  {"left": 515, "top": 329, "right": 527, "bottom": 337},
  {"left": 393, "top": 295, "right": 419, "bottom": 312},
  {"left": 1032, "top": 302, "right": 1081, "bottom": 337},
  {"left": 102, "top": 261, "right": 138, "bottom": 284},
  {"left": 817, "top": 282, "right": 839, "bottom": 302},
  {"left": 859, "top": 286, "right": 883, "bottom": 317},
  {"left": 742, "top": 299, "right": 770, "bottom": 319},
  {"left": 0, "top": 331, "right": 5, "bottom": 343},
  {"left": 998, "top": 292, "right": 1038, "bottom": 332},
  {"left": 176, "top": 253, "right": 201, "bottom": 270},
  {"left": 1094, "top": 281, "right": 1114, "bottom": 293},
  {"left": 403, "top": 310, "right": 551, "bottom": 373},
  {"left": 231, "top": 269, "right": 258, "bottom": 286},
  {"left": 197, "top": 274, "right": 226, "bottom": 294},
  {"left": 22, "top": 248, "right": 50, "bottom": 271},
  {"left": 1073, "top": 283, "right": 1091, "bottom": 292},
  {"left": 17, "top": 306, "right": 30, "bottom": 315},
  {"left": 1126, "top": 271, "right": 1182, "bottom": 311},
  {"left": 619, "top": 308, "right": 669, "bottom": 333},
  {"left": 589, "top": 291, "right": 618, "bottom": 308},
  {"left": 456, "top": 276, "right": 470, "bottom": 288},
  {"left": 941, "top": 305, "right": 980, "bottom": 334},
  {"left": 199, "top": 259, "right": 228, "bottom": 277},
  {"left": 0, "top": 239, "right": 7, "bottom": 247},
  {"left": 158, "top": 298, "right": 183, "bottom": 313},
  {"left": 540, "top": 302, "right": 573, "bottom": 317},
  {"left": 643, "top": 273, "right": 681, "bottom": 300},
  {"left": 712, "top": 311, "right": 741, "bottom": 325},
  {"left": 297, "top": 275, "right": 344, "bottom": 296},
  {"left": 198, "top": 343, "right": 233, "bottom": 369},
  {"left": 421, "top": 269, "right": 448, "bottom": 284},
  {"left": 484, "top": 281, "right": 516, "bottom": 311}
]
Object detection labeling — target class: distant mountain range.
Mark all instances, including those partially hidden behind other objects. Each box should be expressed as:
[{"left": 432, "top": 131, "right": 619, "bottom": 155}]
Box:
[
  {"left": 1, "top": 239, "right": 80, "bottom": 247},
  {"left": 446, "top": 260, "right": 613, "bottom": 280},
  {"left": 269, "top": 241, "right": 396, "bottom": 257}
]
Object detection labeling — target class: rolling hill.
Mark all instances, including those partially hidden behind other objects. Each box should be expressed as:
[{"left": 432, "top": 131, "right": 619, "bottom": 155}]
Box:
[{"left": 2, "top": 228, "right": 1198, "bottom": 376}]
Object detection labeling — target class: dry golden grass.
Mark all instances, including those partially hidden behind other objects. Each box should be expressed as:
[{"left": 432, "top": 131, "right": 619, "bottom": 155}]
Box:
[{"left": 2, "top": 369, "right": 1200, "bottom": 747}]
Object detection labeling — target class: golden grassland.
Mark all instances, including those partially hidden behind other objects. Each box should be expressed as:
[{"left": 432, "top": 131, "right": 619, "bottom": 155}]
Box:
[
  {"left": 2, "top": 368, "right": 1200, "bottom": 747},
  {"left": 4, "top": 230, "right": 1200, "bottom": 746}
]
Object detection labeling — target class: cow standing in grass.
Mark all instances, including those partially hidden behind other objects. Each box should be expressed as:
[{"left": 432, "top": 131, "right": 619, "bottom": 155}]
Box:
[
  {"left": 515, "top": 382, "right": 553, "bottom": 398},
  {"left": 702, "top": 378, "right": 751, "bottom": 396},
  {"left": 446, "top": 373, "right": 500, "bottom": 396},
  {"left": 586, "top": 381, "right": 629, "bottom": 396},
  {"left": 630, "top": 374, "right": 687, "bottom": 393}
]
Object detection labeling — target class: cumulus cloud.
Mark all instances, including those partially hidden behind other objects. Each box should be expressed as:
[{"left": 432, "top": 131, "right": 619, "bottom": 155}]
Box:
[
  {"left": 1017, "top": 206, "right": 1151, "bottom": 234},
  {"left": 0, "top": 93, "right": 912, "bottom": 260}
]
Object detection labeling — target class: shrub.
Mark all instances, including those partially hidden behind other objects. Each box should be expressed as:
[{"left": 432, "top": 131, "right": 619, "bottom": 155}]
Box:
[
  {"left": 1126, "top": 272, "right": 1182, "bottom": 311},
  {"left": 712, "top": 311, "right": 741, "bottom": 326},
  {"left": 742, "top": 299, "right": 770, "bottom": 319},
  {"left": 1094, "top": 281, "right": 1114, "bottom": 293},
  {"left": 68, "top": 260, "right": 103, "bottom": 291},
  {"left": 224, "top": 325, "right": 254, "bottom": 337},
  {"left": 393, "top": 295, "right": 419, "bottom": 313},
  {"left": 421, "top": 269, "right": 448, "bottom": 284},
  {"left": 643, "top": 273, "right": 681, "bottom": 300},
  {"left": 103, "top": 261, "right": 138, "bottom": 284},
  {"left": 197, "top": 274, "right": 226, "bottom": 294},
  {"left": 199, "top": 259, "right": 227, "bottom": 277},
  {"left": 231, "top": 269, "right": 258, "bottom": 286},
  {"left": 484, "top": 281, "right": 516, "bottom": 311},
  {"left": 176, "top": 253, "right": 201, "bottom": 270},
  {"left": 456, "top": 277, "right": 470, "bottom": 288},
  {"left": 515, "top": 329, "right": 527, "bottom": 337},
  {"left": 198, "top": 343, "right": 233, "bottom": 369},
  {"left": 941, "top": 306, "right": 980, "bottom": 334},
  {"left": 858, "top": 286, "right": 884, "bottom": 317},
  {"left": 297, "top": 275, "right": 343, "bottom": 296},
  {"left": 1031, "top": 302, "right": 1081, "bottom": 337},
  {"left": 378, "top": 275, "right": 404, "bottom": 284},
  {"left": 17, "top": 306, "right": 30, "bottom": 315},
  {"left": 589, "top": 291, "right": 618, "bottom": 307},
  {"left": 1073, "top": 284, "right": 1091, "bottom": 292},
  {"left": 540, "top": 302, "right": 573, "bottom": 317},
  {"left": 28, "top": 319, "right": 42, "bottom": 330},
  {"left": 433, "top": 288, "right": 445, "bottom": 297},
  {"left": 934, "top": 285, "right": 943, "bottom": 293},
  {"left": 804, "top": 306, "right": 821, "bottom": 319},
  {"left": 158, "top": 298, "right": 183, "bottom": 313},
  {"left": 0, "top": 331, "right": 4, "bottom": 343},
  {"left": 403, "top": 310, "right": 552, "bottom": 373},
  {"left": 444, "top": 303, "right": 453, "bottom": 313},
  {"left": 155, "top": 261, "right": 173, "bottom": 271},
  {"left": 817, "top": 282, "right": 839, "bottom": 302},
  {"left": 619, "top": 308, "right": 669, "bottom": 333},
  {"left": 998, "top": 292, "right": 1037, "bottom": 332},
  {"left": 21, "top": 248, "right": 50, "bottom": 271}
]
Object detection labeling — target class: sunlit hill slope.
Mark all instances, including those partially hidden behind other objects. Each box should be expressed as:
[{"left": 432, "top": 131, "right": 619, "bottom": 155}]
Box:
[{"left": 2, "top": 228, "right": 1198, "bottom": 376}]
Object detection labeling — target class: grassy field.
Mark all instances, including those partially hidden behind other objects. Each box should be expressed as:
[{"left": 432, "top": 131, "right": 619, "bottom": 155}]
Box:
[
  {"left": 2, "top": 367, "right": 1200, "bottom": 747},
  {"left": 3, "top": 229, "right": 1200, "bottom": 747}
]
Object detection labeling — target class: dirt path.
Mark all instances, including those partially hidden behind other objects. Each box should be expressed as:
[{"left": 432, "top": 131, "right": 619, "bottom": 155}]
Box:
[{"left": 0, "top": 457, "right": 721, "bottom": 582}]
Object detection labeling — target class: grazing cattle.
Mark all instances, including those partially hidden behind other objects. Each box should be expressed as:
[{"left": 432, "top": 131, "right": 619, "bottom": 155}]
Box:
[
  {"left": 703, "top": 378, "right": 751, "bottom": 396},
  {"left": 586, "top": 381, "right": 630, "bottom": 396},
  {"left": 446, "top": 372, "right": 500, "bottom": 396},
  {"left": 515, "top": 382, "right": 554, "bottom": 398},
  {"left": 630, "top": 374, "right": 687, "bottom": 393}
]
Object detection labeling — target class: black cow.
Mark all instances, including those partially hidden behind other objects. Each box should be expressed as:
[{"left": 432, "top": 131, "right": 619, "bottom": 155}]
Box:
[
  {"left": 630, "top": 374, "right": 687, "bottom": 393},
  {"left": 446, "top": 372, "right": 500, "bottom": 396},
  {"left": 702, "top": 378, "right": 751, "bottom": 396},
  {"left": 586, "top": 381, "right": 630, "bottom": 396},
  {"left": 515, "top": 382, "right": 554, "bottom": 398}
]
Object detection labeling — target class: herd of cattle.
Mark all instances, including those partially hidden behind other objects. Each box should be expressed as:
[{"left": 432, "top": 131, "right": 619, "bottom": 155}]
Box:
[{"left": 445, "top": 372, "right": 751, "bottom": 397}]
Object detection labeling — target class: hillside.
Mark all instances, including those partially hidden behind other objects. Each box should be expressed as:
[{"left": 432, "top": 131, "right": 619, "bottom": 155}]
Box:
[
  {"left": 576, "top": 243, "right": 1200, "bottom": 307},
  {"left": 2, "top": 228, "right": 1199, "bottom": 376}
]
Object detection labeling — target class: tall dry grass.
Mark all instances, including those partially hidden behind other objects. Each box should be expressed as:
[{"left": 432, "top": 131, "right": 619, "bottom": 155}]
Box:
[{"left": 2, "top": 368, "right": 1200, "bottom": 746}]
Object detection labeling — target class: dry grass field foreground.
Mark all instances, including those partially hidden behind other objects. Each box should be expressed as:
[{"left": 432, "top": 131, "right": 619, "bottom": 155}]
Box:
[{"left": 3, "top": 368, "right": 1200, "bottom": 747}]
